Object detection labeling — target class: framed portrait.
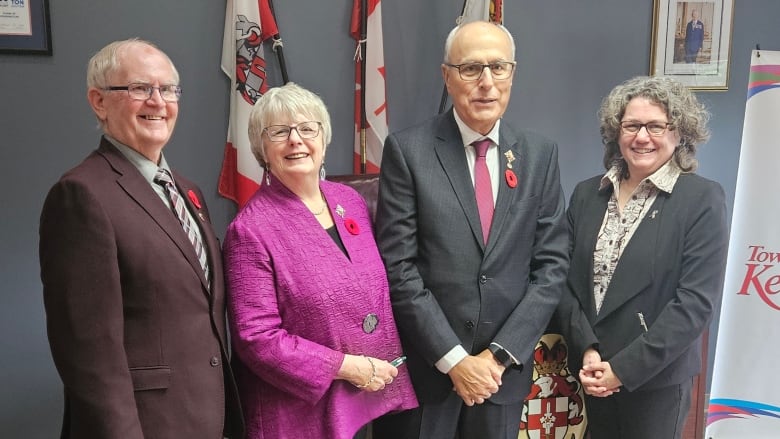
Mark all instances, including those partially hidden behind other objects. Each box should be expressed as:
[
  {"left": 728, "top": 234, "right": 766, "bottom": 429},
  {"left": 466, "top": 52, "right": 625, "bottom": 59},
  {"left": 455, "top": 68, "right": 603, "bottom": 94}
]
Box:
[
  {"left": 0, "top": 0, "right": 52, "bottom": 55},
  {"left": 650, "top": 0, "right": 734, "bottom": 90}
]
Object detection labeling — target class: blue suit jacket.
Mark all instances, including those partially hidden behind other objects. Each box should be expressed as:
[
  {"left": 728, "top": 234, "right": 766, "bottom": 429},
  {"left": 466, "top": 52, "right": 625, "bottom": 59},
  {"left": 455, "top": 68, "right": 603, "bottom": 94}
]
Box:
[{"left": 376, "top": 110, "right": 569, "bottom": 404}]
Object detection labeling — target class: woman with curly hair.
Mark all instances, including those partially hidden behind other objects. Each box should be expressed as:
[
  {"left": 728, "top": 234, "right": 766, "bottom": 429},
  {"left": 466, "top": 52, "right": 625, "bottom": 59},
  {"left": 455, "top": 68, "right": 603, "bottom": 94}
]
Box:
[{"left": 556, "top": 76, "right": 729, "bottom": 438}]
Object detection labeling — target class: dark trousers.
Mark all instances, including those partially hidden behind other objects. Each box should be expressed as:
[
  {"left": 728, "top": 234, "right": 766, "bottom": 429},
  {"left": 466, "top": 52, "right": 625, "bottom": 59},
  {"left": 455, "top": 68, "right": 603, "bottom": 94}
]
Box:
[
  {"left": 373, "top": 390, "right": 523, "bottom": 439},
  {"left": 585, "top": 379, "right": 692, "bottom": 439}
]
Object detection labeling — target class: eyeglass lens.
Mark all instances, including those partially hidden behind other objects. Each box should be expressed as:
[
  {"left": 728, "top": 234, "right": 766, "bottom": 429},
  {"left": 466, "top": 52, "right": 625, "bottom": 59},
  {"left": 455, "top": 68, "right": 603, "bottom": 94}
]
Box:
[
  {"left": 620, "top": 122, "right": 669, "bottom": 135},
  {"left": 456, "top": 62, "right": 514, "bottom": 80},
  {"left": 266, "top": 122, "right": 320, "bottom": 141}
]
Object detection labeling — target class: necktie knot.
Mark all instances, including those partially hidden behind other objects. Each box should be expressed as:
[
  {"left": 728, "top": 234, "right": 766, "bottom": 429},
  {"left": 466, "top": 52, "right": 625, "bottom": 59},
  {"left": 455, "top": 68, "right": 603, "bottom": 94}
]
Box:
[
  {"left": 154, "top": 168, "right": 174, "bottom": 187},
  {"left": 472, "top": 139, "right": 491, "bottom": 158}
]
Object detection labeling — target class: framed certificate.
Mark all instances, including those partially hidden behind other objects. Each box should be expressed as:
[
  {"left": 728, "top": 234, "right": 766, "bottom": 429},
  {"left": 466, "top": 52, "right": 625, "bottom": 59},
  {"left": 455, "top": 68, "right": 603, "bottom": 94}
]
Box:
[{"left": 0, "top": 0, "right": 52, "bottom": 55}]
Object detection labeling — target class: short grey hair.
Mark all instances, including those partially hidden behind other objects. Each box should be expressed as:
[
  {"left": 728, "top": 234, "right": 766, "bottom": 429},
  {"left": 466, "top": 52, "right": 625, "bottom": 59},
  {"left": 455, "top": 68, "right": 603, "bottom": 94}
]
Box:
[
  {"left": 443, "top": 21, "right": 516, "bottom": 63},
  {"left": 599, "top": 76, "right": 710, "bottom": 178},
  {"left": 247, "top": 82, "right": 333, "bottom": 167},
  {"left": 86, "top": 38, "right": 179, "bottom": 90}
]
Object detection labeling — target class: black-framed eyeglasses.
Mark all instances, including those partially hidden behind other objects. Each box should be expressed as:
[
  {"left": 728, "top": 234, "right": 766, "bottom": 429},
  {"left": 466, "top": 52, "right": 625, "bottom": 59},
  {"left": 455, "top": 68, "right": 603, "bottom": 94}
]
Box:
[
  {"left": 444, "top": 61, "right": 516, "bottom": 81},
  {"left": 620, "top": 121, "right": 673, "bottom": 136},
  {"left": 263, "top": 121, "right": 322, "bottom": 142},
  {"left": 104, "top": 83, "right": 182, "bottom": 102}
]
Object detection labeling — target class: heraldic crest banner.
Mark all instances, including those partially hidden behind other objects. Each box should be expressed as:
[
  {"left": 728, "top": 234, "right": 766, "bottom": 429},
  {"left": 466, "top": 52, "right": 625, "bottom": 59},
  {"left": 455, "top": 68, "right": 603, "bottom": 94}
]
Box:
[{"left": 519, "top": 333, "right": 587, "bottom": 439}]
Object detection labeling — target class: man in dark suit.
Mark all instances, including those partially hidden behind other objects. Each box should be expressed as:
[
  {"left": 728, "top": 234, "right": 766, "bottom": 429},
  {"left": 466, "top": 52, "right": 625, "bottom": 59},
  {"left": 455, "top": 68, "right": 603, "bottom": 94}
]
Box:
[
  {"left": 684, "top": 9, "right": 705, "bottom": 63},
  {"left": 39, "top": 39, "right": 243, "bottom": 438},
  {"left": 374, "top": 21, "right": 569, "bottom": 439}
]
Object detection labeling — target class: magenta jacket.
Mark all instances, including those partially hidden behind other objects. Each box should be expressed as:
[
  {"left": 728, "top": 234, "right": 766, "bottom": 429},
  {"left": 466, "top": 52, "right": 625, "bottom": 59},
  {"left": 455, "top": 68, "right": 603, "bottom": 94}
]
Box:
[{"left": 224, "top": 178, "right": 417, "bottom": 439}]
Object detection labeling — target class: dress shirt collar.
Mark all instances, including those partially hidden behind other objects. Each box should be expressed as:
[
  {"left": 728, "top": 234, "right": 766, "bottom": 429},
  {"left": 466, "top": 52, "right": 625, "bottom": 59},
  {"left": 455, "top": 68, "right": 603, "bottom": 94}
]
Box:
[
  {"left": 599, "top": 159, "right": 682, "bottom": 194},
  {"left": 105, "top": 135, "right": 172, "bottom": 185},
  {"left": 453, "top": 108, "right": 501, "bottom": 148}
]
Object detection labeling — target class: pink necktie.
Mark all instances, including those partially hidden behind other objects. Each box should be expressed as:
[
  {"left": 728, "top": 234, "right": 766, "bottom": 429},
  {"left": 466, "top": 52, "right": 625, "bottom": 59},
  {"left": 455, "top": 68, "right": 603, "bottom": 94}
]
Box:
[{"left": 472, "top": 139, "right": 494, "bottom": 244}]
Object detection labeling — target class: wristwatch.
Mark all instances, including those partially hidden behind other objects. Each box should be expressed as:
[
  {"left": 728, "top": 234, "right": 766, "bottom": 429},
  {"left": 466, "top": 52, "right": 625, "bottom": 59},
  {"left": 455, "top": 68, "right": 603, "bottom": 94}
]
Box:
[{"left": 489, "top": 344, "right": 515, "bottom": 369}]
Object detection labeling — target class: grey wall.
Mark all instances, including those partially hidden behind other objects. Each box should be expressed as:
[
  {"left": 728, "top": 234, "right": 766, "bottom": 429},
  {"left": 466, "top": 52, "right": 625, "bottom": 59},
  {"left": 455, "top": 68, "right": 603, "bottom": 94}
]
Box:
[{"left": 1, "top": 1, "right": 776, "bottom": 436}]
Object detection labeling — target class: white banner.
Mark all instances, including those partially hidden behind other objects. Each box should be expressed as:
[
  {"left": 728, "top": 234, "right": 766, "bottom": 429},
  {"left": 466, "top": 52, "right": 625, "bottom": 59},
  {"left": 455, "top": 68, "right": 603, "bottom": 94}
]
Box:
[{"left": 706, "top": 50, "right": 780, "bottom": 438}]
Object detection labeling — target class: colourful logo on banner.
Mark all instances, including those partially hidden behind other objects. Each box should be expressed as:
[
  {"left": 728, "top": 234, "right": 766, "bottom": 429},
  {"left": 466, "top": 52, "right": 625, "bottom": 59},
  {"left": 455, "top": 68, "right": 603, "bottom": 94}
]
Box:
[
  {"left": 707, "top": 398, "right": 780, "bottom": 426},
  {"left": 736, "top": 244, "right": 780, "bottom": 311},
  {"left": 747, "top": 65, "right": 780, "bottom": 99}
]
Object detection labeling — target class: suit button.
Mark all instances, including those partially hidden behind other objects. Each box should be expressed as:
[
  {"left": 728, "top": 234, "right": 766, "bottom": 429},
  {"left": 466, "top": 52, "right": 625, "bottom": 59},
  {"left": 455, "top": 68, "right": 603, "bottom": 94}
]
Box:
[
  {"left": 465, "top": 320, "right": 475, "bottom": 329},
  {"left": 479, "top": 275, "right": 487, "bottom": 284},
  {"left": 210, "top": 356, "right": 220, "bottom": 367}
]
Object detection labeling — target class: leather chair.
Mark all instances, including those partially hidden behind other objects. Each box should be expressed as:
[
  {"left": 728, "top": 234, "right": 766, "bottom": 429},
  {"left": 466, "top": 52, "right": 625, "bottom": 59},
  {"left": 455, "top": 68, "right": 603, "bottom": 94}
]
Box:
[{"left": 327, "top": 174, "right": 380, "bottom": 222}]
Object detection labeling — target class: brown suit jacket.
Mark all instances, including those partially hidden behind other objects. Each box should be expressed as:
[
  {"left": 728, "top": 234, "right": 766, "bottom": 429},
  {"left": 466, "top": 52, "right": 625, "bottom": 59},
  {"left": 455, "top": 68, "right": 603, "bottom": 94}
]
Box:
[{"left": 39, "top": 138, "right": 243, "bottom": 438}]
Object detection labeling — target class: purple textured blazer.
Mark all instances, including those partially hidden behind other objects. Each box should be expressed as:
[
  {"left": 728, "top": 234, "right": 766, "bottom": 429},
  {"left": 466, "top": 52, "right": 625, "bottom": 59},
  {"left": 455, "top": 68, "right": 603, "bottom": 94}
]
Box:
[{"left": 224, "top": 178, "right": 417, "bottom": 439}]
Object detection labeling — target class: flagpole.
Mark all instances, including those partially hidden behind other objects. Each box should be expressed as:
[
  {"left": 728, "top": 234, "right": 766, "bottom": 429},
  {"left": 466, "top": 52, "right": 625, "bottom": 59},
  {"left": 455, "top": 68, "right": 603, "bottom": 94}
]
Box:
[
  {"left": 267, "top": 0, "right": 289, "bottom": 84},
  {"left": 359, "top": 0, "right": 368, "bottom": 174},
  {"left": 438, "top": 0, "right": 470, "bottom": 114}
]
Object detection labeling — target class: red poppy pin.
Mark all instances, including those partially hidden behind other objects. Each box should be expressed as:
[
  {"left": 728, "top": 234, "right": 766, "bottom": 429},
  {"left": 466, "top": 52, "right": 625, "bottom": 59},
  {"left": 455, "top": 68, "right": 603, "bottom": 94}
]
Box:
[
  {"left": 344, "top": 218, "right": 360, "bottom": 235},
  {"left": 504, "top": 150, "right": 518, "bottom": 188},
  {"left": 187, "top": 190, "right": 202, "bottom": 209}
]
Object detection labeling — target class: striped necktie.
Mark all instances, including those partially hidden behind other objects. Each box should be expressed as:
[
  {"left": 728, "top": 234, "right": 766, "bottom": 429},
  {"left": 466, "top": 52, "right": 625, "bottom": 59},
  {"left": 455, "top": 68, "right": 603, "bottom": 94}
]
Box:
[
  {"left": 154, "top": 168, "right": 210, "bottom": 284},
  {"left": 472, "top": 139, "right": 494, "bottom": 244}
]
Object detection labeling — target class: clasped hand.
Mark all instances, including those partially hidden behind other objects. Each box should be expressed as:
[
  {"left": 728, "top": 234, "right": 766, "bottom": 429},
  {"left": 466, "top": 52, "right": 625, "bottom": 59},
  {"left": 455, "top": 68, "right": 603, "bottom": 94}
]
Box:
[
  {"left": 579, "top": 348, "right": 621, "bottom": 397},
  {"left": 448, "top": 349, "right": 505, "bottom": 406}
]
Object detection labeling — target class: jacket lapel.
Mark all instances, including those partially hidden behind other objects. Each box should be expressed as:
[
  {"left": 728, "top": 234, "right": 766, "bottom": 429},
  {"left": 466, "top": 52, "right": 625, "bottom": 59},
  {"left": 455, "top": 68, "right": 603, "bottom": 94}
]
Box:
[
  {"left": 173, "top": 173, "right": 215, "bottom": 294},
  {"left": 595, "top": 194, "right": 666, "bottom": 323},
  {"left": 433, "top": 111, "right": 485, "bottom": 248},
  {"left": 484, "top": 128, "right": 520, "bottom": 254},
  {"left": 97, "top": 140, "right": 210, "bottom": 294}
]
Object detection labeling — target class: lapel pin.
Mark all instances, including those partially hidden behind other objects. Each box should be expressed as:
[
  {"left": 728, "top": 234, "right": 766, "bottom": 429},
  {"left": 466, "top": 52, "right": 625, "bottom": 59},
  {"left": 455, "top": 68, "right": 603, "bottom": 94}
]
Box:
[
  {"left": 344, "top": 218, "right": 360, "bottom": 235},
  {"left": 505, "top": 169, "right": 518, "bottom": 188},
  {"left": 504, "top": 150, "right": 516, "bottom": 169},
  {"left": 187, "top": 190, "right": 202, "bottom": 209},
  {"left": 336, "top": 204, "right": 345, "bottom": 218},
  {"left": 650, "top": 210, "right": 658, "bottom": 219}
]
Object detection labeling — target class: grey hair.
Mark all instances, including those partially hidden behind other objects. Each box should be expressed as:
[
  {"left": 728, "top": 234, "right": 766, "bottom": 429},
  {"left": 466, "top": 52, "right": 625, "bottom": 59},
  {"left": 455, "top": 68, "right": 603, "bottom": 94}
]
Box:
[
  {"left": 599, "top": 76, "right": 710, "bottom": 179},
  {"left": 86, "top": 38, "right": 179, "bottom": 89},
  {"left": 247, "top": 82, "right": 333, "bottom": 167},
  {"left": 443, "top": 21, "right": 516, "bottom": 63},
  {"left": 86, "top": 38, "right": 179, "bottom": 130}
]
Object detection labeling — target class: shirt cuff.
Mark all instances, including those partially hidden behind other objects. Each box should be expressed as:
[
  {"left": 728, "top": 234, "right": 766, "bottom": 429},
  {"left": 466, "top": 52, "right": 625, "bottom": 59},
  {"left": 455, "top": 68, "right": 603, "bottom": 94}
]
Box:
[{"left": 435, "top": 345, "right": 469, "bottom": 374}]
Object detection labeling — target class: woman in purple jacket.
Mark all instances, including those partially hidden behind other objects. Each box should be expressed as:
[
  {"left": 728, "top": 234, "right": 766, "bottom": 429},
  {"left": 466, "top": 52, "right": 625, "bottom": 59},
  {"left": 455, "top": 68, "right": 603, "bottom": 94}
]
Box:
[{"left": 224, "top": 83, "right": 417, "bottom": 439}]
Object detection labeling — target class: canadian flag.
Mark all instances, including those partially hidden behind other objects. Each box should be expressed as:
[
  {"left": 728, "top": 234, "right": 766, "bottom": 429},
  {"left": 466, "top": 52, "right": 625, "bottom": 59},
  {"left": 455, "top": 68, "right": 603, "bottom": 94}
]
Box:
[
  {"left": 219, "top": 0, "right": 278, "bottom": 206},
  {"left": 351, "top": 0, "right": 387, "bottom": 174}
]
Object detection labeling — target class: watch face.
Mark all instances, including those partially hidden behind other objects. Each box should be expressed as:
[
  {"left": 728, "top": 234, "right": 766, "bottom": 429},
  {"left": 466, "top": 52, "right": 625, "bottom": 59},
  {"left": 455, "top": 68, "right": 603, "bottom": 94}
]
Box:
[{"left": 492, "top": 347, "right": 511, "bottom": 366}]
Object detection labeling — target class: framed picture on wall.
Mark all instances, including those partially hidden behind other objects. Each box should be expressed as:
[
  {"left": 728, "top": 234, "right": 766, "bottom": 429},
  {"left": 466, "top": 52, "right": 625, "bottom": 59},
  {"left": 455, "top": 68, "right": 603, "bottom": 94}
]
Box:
[
  {"left": 650, "top": 0, "right": 734, "bottom": 90},
  {"left": 0, "top": 0, "right": 52, "bottom": 55}
]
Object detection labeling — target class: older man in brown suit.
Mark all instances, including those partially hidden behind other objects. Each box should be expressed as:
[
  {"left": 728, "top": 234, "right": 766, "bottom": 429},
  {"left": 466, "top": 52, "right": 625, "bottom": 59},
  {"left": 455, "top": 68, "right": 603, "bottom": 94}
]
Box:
[{"left": 39, "top": 39, "right": 243, "bottom": 438}]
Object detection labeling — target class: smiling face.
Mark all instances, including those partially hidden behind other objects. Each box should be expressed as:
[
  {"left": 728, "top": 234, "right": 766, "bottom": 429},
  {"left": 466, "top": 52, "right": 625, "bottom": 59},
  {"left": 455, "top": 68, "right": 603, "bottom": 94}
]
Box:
[
  {"left": 442, "top": 22, "right": 514, "bottom": 135},
  {"left": 619, "top": 97, "right": 680, "bottom": 182},
  {"left": 263, "top": 114, "right": 325, "bottom": 189},
  {"left": 88, "top": 43, "right": 178, "bottom": 162}
]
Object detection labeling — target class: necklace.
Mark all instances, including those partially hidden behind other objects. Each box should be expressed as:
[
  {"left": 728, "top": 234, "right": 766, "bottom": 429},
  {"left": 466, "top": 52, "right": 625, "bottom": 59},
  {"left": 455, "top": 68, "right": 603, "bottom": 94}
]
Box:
[{"left": 309, "top": 194, "right": 327, "bottom": 215}]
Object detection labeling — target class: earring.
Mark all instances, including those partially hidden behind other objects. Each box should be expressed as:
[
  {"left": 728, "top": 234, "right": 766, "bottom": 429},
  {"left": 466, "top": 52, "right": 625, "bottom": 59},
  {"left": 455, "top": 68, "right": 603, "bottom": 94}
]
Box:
[
  {"left": 264, "top": 164, "right": 271, "bottom": 186},
  {"left": 320, "top": 162, "right": 326, "bottom": 181}
]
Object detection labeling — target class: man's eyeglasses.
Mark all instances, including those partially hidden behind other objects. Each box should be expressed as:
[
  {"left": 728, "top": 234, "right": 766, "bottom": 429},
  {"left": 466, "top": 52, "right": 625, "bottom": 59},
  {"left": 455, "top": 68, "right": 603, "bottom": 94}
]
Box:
[
  {"left": 263, "top": 121, "right": 322, "bottom": 142},
  {"left": 104, "top": 83, "right": 182, "bottom": 102},
  {"left": 444, "top": 61, "right": 516, "bottom": 81},
  {"left": 619, "top": 121, "right": 673, "bottom": 136}
]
